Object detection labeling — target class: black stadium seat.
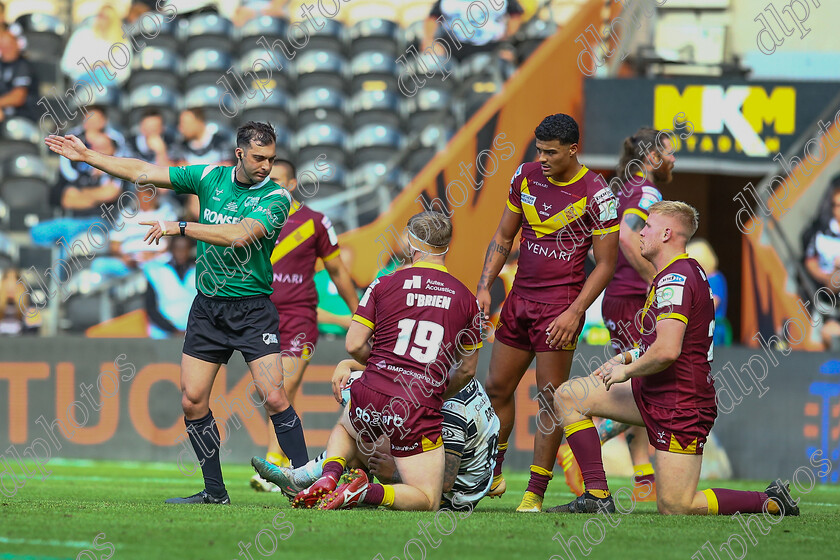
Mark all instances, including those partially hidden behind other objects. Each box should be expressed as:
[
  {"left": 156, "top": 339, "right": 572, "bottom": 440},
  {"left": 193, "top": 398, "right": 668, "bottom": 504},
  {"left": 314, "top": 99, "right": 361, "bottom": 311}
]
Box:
[
  {"left": 184, "top": 48, "right": 234, "bottom": 90},
  {"left": 179, "top": 12, "right": 234, "bottom": 54},
  {"left": 294, "top": 122, "right": 348, "bottom": 167},
  {"left": 349, "top": 89, "right": 401, "bottom": 129},
  {"left": 126, "top": 84, "right": 179, "bottom": 127},
  {"left": 517, "top": 17, "right": 558, "bottom": 61},
  {"left": 127, "top": 12, "right": 179, "bottom": 52},
  {"left": 129, "top": 45, "right": 181, "bottom": 90},
  {"left": 271, "top": 124, "right": 293, "bottom": 161},
  {"left": 238, "top": 88, "right": 293, "bottom": 129},
  {"left": 296, "top": 86, "right": 346, "bottom": 128},
  {"left": 0, "top": 154, "right": 53, "bottom": 210},
  {"left": 15, "top": 14, "right": 66, "bottom": 60},
  {"left": 349, "top": 19, "right": 400, "bottom": 56},
  {"left": 239, "top": 48, "right": 292, "bottom": 94},
  {"left": 350, "top": 161, "right": 401, "bottom": 190},
  {"left": 349, "top": 50, "right": 399, "bottom": 91},
  {"left": 236, "top": 15, "right": 289, "bottom": 50},
  {"left": 183, "top": 84, "right": 230, "bottom": 125},
  {"left": 403, "top": 86, "right": 453, "bottom": 130},
  {"left": 294, "top": 50, "right": 347, "bottom": 91},
  {"left": 404, "top": 124, "right": 453, "bottom": 175},
  {"left": 69, "top": 86, "right": 122, "bottom": 126},
  {"left": 0, "top": 118, "right": 42, "bottom": 156},
  {"left": 350, "top": 124, "right": 403, "bottom": 165},
  {"left": 300, "top": 17, "right": 345, "bottom": 53}
]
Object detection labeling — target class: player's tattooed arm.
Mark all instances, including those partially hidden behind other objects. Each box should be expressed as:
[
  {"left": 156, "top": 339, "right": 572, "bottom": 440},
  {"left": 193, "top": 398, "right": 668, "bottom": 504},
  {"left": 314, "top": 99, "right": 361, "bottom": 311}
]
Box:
[
  {"left": 477, "top": 241, "right": 510, "bottom": 288},
  {"left": 477, "top": 208, "right": 521, "bottom": 315},
  {"left": 442, "top": 451, "right": 462, "bottom": 493},
  {"left": 624, "top": 213, "right": 645, "bottom": 233}
]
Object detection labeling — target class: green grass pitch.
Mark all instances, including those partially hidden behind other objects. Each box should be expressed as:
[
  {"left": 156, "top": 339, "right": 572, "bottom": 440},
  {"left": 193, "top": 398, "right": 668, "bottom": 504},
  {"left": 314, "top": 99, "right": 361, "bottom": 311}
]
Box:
[{"left": 2, "top": 460, "right": 838, "bottom": 560}]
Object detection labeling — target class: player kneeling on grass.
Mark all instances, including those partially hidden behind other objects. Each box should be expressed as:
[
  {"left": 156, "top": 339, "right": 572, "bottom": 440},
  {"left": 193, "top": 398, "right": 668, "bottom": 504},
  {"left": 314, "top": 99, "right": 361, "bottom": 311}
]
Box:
[
  {"left": 253, "top": 358, "right": 500, "bottom": 510},
  {"left": 546, "top": 201, "right": 799, "bottom": 517},
  {"left": 271, "top": 211, "right": 482, "bottom": 510}
]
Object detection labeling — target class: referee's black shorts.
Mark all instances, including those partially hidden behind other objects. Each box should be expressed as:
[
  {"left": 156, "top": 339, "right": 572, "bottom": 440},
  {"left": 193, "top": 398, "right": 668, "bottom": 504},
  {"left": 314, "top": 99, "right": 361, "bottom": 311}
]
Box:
[{"left": 183, "top": 293, "right": 281, "bottom": 364}]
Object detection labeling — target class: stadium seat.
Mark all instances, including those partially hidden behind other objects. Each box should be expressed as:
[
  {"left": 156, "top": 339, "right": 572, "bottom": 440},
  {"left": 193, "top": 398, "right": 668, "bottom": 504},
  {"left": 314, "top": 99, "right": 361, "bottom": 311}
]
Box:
[
  {"left": 15, "top": 14, "right": 66, "bottom": 60},
  {"left": 399, "top": 49, "right": 458, "bottom": 92},
  {"left": 126, "top": 13, "right": 179, "bottom": 52},
  {"left": 179, "top": 12, "right": 235, "bottom": 54},
  {"left": 270, "top": 124, "right": 294, "bottom": 161},
  {"left": 297, "top": 158, "right": 348, "bottom": 197},
  {"left": 239, "top": 48, "right": 292, "bottom": 96},
  {"left": 129, "top": 46, "right": 182, "bottom": 91},
  {"left": 402, "top": 19, "right": 425, "bottom": 49},
  {"left": 184, "top": 48, "right": 234, "bottom": 90},
  {"left": 349, "top": 50, "right": 399, "bottom": 91},
  {"left": 402, "top": 86, "right": 453, "bottom": 130},
  {"left": 301, "top": 18, "right": 345, "bottom": 53},
  {"left": 349, "top": 89, "right": 401, "bottom": 129},
  {"left": 236, "top": 15, "right": 290, "bottom": 50},
  {"left": 0, "top": 198, "right": 8, "bottom": 231},
  {"left": 238, "top": 88, "right": 293, "bottom": 129},
  {"left": 350, "top": 124, "right": 403, "bottom": 165},
  {"left": 294, "top": 50, "right": 348, "bottom": 91},
  {"left": 349, "top": 161, "right": 401, "bottom": 190},
  {"left": 183, "top": 84, "right": 231, "bottom": 126},
  {"left": 294, "top": 122, "right": 349, "bottom": 167},
  {"left": 296, "top": 87, "right": 347, "bottom": 128},
  {"left": 68, "top": 86, "right": 122, "bottom": 127},
  {"left": 348, "top": 19, "right": 400, "bottom": 57},
  {"left": 404, "top": 123, "right": 453, "bottom": 175},
  {"left": 0, "top": 154, "right": 52, "bottom": 210},
  {"left": 126, "top": 84, "right": 180, "bottom": 128},
  {"left": 517, "top": 17, "right": 558, "bottom": 61},
  {"left": 0, "top": 118, "right": 42, "bottom": 156},
  {"left": 342, "top": 0, "right": 400, "bottom": 27}
]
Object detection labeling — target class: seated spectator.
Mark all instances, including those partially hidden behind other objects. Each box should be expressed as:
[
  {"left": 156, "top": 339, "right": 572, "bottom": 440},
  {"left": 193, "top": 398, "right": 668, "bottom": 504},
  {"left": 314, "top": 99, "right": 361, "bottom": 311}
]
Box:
[
  {"left": 687, "top": 238, "right": 730, "bottom": 346},
  {"left": 0, "top": 2, "right": 25, "bottom": 48},
  {"left": 62, "top": 106, "right": 126, "bottom": 184},
  {"left": 130, "top": 109, "right": 177, "bottom": 166},
  {"left": 174, "top": 108, "right": 231, "bottom": 165},
  {"left": 0, "top": 29, "right": 39, "bottom": 122},
  {"left": 233, "top": 0, "right": 285, "bottom": 26},
  {"left": 804, "top": 182, "right": 840, "bottom": 351},
  {"left": 144, "top": 236, "right": 197, "bottom": 339},
  {"left": 126, "top": 1, "right": 152, "bottom": 24},
  {"left": 0, "top": 267, "right": 39, "bottom": 335},
  {"left": 31, "top": 134, "right": 123, "bottom": 249},
  {"left": 423, "top": 0, "right": 523, "bottom": 63},
  {"left": 60, "top": 5, "right": 130, "bottom": 89},
  {"left": 90, "top": 190, "right": 178, "bottom": 279}
]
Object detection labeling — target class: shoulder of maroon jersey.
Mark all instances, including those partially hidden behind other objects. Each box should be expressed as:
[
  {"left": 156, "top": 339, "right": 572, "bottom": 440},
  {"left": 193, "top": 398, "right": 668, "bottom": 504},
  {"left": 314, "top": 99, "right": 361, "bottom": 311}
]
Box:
[{"left": 655, "top": 257, "right": 697, "bottom": 287}]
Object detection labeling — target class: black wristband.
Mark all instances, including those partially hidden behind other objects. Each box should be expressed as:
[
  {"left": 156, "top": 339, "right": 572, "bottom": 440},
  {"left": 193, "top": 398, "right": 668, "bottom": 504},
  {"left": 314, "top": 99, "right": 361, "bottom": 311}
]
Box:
[{"left": 179, "top": 221, "right": 187, "bottom": 237}]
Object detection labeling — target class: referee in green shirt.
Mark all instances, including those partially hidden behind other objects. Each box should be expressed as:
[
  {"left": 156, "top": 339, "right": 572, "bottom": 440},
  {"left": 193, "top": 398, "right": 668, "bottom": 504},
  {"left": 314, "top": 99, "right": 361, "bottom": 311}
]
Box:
[{"left": 46, "top": 122, "right": 309, "bottom": 504}]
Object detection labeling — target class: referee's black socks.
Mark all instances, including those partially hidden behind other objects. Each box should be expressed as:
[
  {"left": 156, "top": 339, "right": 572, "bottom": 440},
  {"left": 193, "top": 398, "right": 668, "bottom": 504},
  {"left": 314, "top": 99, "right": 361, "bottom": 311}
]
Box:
[
  {"left": 185, "top": 411, "right": 227, "bottom": 498},
  {"left": 271, "top": 406, "right": 309, "bottom": 468}
]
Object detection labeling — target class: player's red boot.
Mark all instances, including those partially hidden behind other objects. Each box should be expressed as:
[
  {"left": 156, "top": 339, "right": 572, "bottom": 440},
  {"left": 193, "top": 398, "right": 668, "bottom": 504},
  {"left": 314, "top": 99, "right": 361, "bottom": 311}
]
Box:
[
  {"left": 557, "top": 444, "right": 585, "bottom": 496},
  {"left": 317, "top": 469, "right": 369, "bottom": 510},
  {"left": 293, "top": 473, "right": 339, "bottom": 508}
]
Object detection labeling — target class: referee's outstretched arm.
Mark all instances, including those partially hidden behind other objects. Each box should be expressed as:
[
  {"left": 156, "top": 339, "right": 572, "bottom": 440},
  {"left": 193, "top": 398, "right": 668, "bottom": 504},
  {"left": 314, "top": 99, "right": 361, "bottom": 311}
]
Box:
[{"left": 46, "top": 133, "right": 174, "bottom": 188}]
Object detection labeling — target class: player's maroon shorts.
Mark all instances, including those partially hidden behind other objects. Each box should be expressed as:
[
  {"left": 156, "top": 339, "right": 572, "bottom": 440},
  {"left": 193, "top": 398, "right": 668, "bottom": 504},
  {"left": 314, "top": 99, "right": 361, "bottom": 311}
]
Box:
[
  {"left": 631, "top": 379, "right": 717, "bottom": 455},
  {"left": 277, "top": 311, "right": 318, "bottom": 359},
  {"left": 347, "top": 381, "right": 443, "bottom": 458},
  {"left": 601, "top": 294, "right": 647, "bottom": 353},
  {"left": 495, "top": 290, "right": 585, "bottom": 352}
]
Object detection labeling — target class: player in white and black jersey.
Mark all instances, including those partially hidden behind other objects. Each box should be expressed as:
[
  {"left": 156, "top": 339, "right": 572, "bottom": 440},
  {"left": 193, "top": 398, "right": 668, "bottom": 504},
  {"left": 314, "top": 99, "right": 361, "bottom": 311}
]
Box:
[{"left": 252, "top": 362, "right": 501, "bottom": 510}]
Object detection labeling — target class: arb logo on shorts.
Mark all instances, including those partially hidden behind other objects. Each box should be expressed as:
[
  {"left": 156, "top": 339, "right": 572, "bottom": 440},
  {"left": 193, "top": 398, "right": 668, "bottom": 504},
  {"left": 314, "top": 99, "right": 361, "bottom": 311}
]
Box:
[{"left": 262, "top": 333, "right": 278, "bottom": 345}]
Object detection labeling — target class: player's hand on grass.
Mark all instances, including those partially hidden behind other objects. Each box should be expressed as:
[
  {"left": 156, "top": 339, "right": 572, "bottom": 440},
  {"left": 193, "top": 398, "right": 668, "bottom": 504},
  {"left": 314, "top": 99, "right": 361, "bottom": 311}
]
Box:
[
  {"left": 141, "top": 220, "right": 179, "bottom": 245},
  {"left": 546, "top": 307, "right": 582, "bottom": 349},
  {"left": 368, "top": 451, "right": 397, "bottom": 483},
  {"left": 596, "top": 362, "right": 630, "bottom": 390},
  {"left": 45, "top": 134, "right": 88, "bottom": 161},
  {"left": 331, "top": 360, "right": 354, "bottom": 403}
]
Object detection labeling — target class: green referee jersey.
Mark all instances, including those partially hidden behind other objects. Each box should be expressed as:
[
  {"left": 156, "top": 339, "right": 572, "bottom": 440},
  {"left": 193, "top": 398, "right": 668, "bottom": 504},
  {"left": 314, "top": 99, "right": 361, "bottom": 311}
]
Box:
[{"left": 169, "top": 164, "right": 292, "bottom": 298}]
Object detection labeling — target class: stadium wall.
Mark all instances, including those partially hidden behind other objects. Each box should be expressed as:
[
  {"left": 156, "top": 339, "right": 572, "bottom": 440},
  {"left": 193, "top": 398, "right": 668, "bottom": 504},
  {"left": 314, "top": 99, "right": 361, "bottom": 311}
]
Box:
[{"left": 1, "top": 338, "right": 837, "bottom": 482}]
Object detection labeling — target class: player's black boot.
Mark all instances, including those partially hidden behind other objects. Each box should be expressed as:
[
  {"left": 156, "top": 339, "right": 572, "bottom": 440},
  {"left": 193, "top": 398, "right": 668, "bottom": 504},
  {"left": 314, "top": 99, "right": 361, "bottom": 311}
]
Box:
[
  {"left": 165, "top": 490, "right": 231, "bottom": 505},
  {"left": 765, "top": 479, "right": 800, "bottom": 516},
  {"left": 545, "top": 491, "right": 615, "bottom": 514}
]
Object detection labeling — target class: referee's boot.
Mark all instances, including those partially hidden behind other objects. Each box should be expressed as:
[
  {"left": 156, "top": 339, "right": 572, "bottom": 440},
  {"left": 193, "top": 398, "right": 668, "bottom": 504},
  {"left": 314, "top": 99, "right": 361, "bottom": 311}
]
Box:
[{"left": 165, "top": 489, "right": 230, "bottom": 505}]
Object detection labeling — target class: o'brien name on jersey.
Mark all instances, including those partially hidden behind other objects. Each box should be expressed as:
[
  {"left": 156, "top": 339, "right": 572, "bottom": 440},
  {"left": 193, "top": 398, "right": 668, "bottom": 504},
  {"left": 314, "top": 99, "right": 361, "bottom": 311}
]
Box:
[{"left": 403, "top": 276, "right": 453, "bottom": 310}]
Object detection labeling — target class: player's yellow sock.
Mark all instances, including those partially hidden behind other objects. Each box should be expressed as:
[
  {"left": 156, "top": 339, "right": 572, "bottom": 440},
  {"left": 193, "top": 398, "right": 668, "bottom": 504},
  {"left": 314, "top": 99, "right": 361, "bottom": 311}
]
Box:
[
  {"left": 381, "top": 484, "right": 395, "bottom": 507},
  {"left": 588, "top": 489, "right": 611, "bottom": 499},
  {"left": 266, "top": 452, "right": 286, "bottom": 466}
]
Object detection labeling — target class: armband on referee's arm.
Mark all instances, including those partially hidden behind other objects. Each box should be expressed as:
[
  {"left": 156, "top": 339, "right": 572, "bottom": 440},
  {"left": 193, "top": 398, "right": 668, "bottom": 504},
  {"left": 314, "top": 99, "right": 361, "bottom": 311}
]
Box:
[{"left": 621, "top": 348, "right": 641, "bottom": 364}]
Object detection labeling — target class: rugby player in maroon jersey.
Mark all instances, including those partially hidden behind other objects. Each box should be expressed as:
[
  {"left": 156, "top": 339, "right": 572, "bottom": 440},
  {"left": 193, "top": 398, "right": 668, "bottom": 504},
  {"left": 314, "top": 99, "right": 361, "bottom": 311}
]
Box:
[
  {"left": 477, "top": 114, "right": 620, "bottom": 512},
  {"left": 291, "top": 211, "right": 484, "bottom": 511},
  {"left": 546, "top": 201, "right": 798, "bottom": 517},
  {"left": 251, "top": 160, "right": 359, "bottom": 490}
]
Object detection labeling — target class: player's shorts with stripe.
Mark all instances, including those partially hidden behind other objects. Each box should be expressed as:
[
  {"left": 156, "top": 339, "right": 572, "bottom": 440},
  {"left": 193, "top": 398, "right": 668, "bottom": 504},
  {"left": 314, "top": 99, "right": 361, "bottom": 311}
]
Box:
[
  {"left": 601, "top": 294, "right": 647, "bottom": 353},
  {"left": 495, "top": 290, "right": 585, "bottom": 352},
  {"left": 632, "top": 379, "right": 717, "bottom": 455},
  {"left": 276, "top": 310, "right": 318, "bottom": 359},
  {"left": 348, "top": 381, "right": 443, "bottom": 458},
  {"left": 184, "top": 293, "right": 281, "bottom": 364}
]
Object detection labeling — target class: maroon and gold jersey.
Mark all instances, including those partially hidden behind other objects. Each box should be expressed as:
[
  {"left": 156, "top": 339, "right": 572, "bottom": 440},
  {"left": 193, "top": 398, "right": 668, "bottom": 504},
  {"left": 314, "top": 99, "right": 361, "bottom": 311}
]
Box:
[
  {"left": 506, "top": 162, "right": 619, "bottom": 303},
  {"left": 635, "top": 254, "right": 716, "bottom": 409},
  {"left": 352, "top": 262, "right": 483, "bottom": 409},
  {"left": 269, "top": 201, "right": 340, "bottom": 315},
  {"left": 605, "top": 176, "right": 663, "bottom": 298}
]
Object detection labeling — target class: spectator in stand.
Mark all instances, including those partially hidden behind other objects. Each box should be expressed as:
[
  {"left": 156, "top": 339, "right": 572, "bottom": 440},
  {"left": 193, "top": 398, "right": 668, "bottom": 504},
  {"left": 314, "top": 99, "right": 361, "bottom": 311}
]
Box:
[
  {"left": 0, "top": 29, "right": 39, "bottom": 122},
  {"left": 0, "top": 2, "right": 25, "bottom": 48},
  {"left": 423, "top": 0, "right": 523, "bottom": 63},
  {"left": 60, "top": 5, "right": 130, "bottom": 89},
  {"left": 31, "top": 134, "right": 123, "bottom": 248},
  {"left": 62, "top": 106, "right": 127, "bottom": 184},
  {"left": 0, "top": 267, "right": 39, "bottom": 335},
  {"left": 233, "top": 0, "right": 286, "bottom": 27},
  {"left": 143, "top": 236, "right": 197, "bottom": 339},
  {"left": 90, "top": 189, "right": 178, "bottom": 279},
  {"left": 174, "top": 108, "right": 232, "bottom": 220},
  {"left": 804, "top": 181, "right": 840, "bottom": 351},
  {"left": 686, "top": 238, "right": 730, "bottom": 346},
  {"left": 130, "top": 110, "right": 177, "bottom": 166},
  {"left": 126, "top": 1, "right": 153, "bottom": 24}
]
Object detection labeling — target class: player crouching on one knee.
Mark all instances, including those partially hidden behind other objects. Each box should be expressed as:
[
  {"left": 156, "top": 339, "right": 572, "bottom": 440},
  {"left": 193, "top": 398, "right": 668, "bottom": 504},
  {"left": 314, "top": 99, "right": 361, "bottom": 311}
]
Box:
[
  {"left": 268, "top": 211, "right": 483, "bottom": 511},
  {"left": 545, "top": 201, "right": 799, "bottom": 517}
]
